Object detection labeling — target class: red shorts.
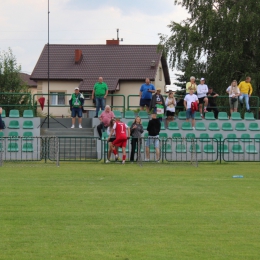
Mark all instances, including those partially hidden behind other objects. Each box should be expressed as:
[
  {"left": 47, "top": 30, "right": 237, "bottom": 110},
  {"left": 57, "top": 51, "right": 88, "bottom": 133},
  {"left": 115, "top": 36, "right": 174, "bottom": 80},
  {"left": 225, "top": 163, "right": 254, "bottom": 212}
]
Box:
[{"left": 112, "top": 138, "right": 127, "bottom": 148}]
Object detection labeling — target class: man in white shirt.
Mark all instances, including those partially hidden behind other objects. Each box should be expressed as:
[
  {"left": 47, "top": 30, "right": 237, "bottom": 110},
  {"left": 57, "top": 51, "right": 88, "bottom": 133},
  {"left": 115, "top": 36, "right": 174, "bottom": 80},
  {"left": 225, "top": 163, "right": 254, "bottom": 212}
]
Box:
[
  {"left": 184, "top": 89, "right": 199, "bottom": 129},
  {"left": 197, "top": 78, "right": 209, "bottom": 117}
]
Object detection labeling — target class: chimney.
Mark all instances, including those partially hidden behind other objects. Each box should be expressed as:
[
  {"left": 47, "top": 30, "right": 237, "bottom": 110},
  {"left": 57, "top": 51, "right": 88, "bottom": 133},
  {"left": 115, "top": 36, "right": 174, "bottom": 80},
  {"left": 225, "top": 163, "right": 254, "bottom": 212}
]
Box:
[
  {"left": 75, "top": 49, "right": 83, "bottom": 64},
  {"left": 106, "top": 39, "right": 120, "bottom": 45}
]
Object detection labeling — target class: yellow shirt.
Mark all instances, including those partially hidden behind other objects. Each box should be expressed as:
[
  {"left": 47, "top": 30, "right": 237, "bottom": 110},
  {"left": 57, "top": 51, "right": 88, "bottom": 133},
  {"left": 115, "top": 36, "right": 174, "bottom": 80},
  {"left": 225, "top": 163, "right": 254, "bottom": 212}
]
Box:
[
  {"left": 238, "top": 81, "right": 253, "bottom": 95},
  {"left": 186, "top": 82, "right": 197, "bottom": 93}
]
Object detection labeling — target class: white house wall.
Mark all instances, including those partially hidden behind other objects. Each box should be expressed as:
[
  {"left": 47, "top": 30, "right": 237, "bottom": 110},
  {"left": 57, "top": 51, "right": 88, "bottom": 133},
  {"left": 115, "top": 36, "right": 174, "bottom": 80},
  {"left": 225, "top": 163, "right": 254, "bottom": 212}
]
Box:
[
  {"left": 36, "top": 72, "right": 167, "bottom": 116},
  {"left": 38, "top": 80, "right": 80, "bottom": 117}
]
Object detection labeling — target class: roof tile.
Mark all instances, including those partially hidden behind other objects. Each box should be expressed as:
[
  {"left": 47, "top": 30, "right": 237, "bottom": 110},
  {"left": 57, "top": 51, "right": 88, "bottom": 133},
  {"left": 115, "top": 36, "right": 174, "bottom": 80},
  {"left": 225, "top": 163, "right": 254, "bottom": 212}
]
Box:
[{"left": 31, "top": 44, "right": 170, "bottom": 91}]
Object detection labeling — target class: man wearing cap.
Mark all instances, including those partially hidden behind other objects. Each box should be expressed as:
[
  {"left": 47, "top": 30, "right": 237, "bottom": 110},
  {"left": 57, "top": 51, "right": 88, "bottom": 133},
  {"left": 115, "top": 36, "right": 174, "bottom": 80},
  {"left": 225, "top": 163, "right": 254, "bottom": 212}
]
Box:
[
  {"left": 139, "top": 78, "right": 156, "bottom": 112},
  {"left": 197, "top": 78, "right": 209, "bottom": 117},
  {"left": 69, "top": 87, "right": 85, "bottom": 128},
  {"left": 238, "top": 76, "right": 253, "bottom": 112},
  {"left": 92, "top": 77, "right": 108, "bottom": 118}
]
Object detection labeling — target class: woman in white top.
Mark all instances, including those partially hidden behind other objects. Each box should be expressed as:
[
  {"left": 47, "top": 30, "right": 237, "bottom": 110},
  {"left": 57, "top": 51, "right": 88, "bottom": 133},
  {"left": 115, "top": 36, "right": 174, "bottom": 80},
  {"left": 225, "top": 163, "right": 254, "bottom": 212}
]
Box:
[
  {"left": 165, "top": 91, "right": 176, "bottom": 127},
  {"left": 106, "top": 119, "right": 117, "bottom": 163},
  {"left": 226, "top": 80, "right": 240, "bottom": 116}
]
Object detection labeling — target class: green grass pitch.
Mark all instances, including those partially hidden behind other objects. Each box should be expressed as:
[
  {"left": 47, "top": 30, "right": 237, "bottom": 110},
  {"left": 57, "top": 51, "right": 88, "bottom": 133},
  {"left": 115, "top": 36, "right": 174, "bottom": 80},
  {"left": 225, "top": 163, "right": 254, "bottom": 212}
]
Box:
[{"left": 0, "top": 162, "right": 260, "bottom": 260}]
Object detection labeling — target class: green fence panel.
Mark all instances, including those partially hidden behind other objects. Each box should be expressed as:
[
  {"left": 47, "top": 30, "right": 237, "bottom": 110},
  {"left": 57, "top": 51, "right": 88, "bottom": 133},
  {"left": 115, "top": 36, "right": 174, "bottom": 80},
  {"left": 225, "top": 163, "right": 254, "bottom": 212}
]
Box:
[
  {"left": 222, "top": 138, "right": 260, "bottom": 162},
  {"left": 33, "top": 94, "right": 125, "bottom": 117}
]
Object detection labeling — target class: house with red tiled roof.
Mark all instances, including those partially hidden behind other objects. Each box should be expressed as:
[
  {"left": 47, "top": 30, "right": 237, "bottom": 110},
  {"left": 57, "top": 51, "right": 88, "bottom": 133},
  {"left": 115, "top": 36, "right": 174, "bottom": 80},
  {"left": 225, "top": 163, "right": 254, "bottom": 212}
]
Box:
[
  {"left": 31, "top": 40, "right": 171, "bottom": 117},
  {"left": 20, "top": 73, "right": 37, "bottom": 96}
]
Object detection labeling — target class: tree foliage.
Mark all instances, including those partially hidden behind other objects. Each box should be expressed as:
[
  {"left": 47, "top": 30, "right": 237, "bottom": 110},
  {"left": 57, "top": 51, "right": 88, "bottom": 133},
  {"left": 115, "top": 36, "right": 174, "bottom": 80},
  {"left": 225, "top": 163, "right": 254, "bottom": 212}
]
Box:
[
  {"left": 159, "top": 0, "right": 260, "bottom": 96},
  {"left": 0, "top": 48, "right": 30, "bottom": 115}
]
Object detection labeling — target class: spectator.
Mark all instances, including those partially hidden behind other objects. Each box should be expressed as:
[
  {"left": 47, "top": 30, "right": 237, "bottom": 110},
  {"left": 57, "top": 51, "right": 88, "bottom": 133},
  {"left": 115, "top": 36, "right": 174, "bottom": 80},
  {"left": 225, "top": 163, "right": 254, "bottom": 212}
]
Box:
[
  {"left": 207, "top": 87, "right": 219, "bottom": 118},
  {"left": 106, "top": 119, "right": 117, "bottom": 163},
  {"left": 186, "top": 76, "right": 197, "bottom": 94},
  {"left": 150, "top": 88, "right": 166, "bottom": 121},
  {"left": 226, "top": 80, "right": 240, "bottom": 116},
  {"left": 130, "top": 116, "right": 144, "bottom": 162},
  {"left": 184, "top": 89, "right": 199, "bottom": 129},
  {"left": 139, "top": 78, "right": 156, "bottom": 112},
  {"left": 238, "top": 76, "right": 253, "bottom": 112},
  {"left": 97, "top": 105, "right": 115, "bottom": 138},
  {"left": 145, "top": 113, "right": 161, "bottom": 162},
  {"left": 92, "top": 77, "right": 108, "bottom": 118},
  {"left": 69, "top": 87, "right": 84, "bottom": 129},
  {"left": 165, "top": 91, "right": 176, "bottom": 127},
  {"left": 0, "top": 107, "right": 4, "bottom": 131},
  {"left": 197, "top": 78, "right": 209, "bottom": 118},
  {"left": 108, "top": 117, "right": 130, "bottom": 164}
]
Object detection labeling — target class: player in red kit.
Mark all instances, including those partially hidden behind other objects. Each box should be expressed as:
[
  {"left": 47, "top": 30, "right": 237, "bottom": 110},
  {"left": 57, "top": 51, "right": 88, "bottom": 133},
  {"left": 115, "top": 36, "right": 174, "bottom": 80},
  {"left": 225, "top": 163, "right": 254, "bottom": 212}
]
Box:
[{"left": 108, "top": 117, "right": 130, "bottom": 164}]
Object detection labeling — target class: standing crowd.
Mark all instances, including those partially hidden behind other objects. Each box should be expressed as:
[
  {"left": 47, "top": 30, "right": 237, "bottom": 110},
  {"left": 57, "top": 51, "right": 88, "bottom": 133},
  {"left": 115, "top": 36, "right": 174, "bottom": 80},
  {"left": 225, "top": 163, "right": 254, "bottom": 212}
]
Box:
[{"left": 0, "top": 76, "right": 254, "bottom": 163}]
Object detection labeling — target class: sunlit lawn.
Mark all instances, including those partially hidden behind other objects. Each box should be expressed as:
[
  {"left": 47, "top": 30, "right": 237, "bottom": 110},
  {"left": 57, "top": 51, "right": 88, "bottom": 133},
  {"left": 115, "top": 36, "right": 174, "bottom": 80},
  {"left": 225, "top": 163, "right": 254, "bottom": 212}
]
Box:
[{"left": 0, "top": 162, "right": 259, "bottom": 260}]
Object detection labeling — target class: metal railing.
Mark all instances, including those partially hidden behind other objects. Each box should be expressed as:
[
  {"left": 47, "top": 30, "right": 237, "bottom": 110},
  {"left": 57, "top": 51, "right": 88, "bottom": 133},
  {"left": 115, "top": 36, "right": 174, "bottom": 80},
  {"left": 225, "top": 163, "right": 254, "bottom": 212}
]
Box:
[
  {"left": 1, "top": 135, "right": 259, "bottom": 164},
  {"left": 32, "top": 94, "right": 126, "bottom": 117},
  {"left": 101, "top": 137, "right": 260, "bottom": 163},
  {"left": 0, "top": 136, "right": 59, "bottom": 166},
  {"left": 127, "top": 95, "right": 259, "bottom": 119},
  {"left": 101, "top": 137, "right": 218, "bottom": 164},
  {"left": 0, "top": 93, "right": 33, "bottom": 115},
  {"left": 56, "top": 136, "right": 102, "bottom": 162},
  {"left": 222, "top": 138, "right": 260, "bottom": 162},
  {"left": 0, "top": 92, "right": 258, "bottom": 119}
]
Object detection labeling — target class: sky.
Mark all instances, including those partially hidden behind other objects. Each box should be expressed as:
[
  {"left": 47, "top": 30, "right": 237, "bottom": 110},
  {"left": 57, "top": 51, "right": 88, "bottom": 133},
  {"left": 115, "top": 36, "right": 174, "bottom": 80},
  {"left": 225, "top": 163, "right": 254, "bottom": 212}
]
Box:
[{"left": 0, "top": 0, "right": 188, "bottom": 83}]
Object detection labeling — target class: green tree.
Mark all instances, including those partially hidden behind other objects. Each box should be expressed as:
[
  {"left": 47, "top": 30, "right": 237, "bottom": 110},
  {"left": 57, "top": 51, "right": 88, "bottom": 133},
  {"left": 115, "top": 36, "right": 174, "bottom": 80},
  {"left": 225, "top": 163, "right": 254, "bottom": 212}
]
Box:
[
  {"left": 159, "top": 0, "right": 260, "bottom": 98},
  {"left": 0, "top": 48, "right": 30, "bottom": 116}
]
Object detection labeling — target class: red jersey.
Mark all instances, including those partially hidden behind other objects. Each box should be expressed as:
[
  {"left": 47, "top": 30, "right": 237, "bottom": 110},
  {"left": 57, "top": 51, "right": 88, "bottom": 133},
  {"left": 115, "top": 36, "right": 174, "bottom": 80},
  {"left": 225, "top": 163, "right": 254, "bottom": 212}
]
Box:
[{"left": 113, "top": 121, "right": 128, "bottom": 140}]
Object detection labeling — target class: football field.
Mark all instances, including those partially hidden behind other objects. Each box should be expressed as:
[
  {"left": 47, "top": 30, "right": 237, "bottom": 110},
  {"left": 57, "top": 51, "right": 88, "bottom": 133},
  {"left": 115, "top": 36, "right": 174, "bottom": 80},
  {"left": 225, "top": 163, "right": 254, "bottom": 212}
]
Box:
[{"left": 0, "top": 162, "right": 259, "bottom": 260}]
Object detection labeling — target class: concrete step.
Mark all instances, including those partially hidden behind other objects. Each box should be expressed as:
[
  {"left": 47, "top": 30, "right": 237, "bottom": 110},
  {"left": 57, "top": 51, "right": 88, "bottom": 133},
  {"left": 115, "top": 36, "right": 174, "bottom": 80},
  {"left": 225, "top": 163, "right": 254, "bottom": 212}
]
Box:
[
  {"left": 41, "top": 128, "right": 94, "bottom": 137},
  {"left": 40, "top": 118, "right": 93, "bottom": 129}
]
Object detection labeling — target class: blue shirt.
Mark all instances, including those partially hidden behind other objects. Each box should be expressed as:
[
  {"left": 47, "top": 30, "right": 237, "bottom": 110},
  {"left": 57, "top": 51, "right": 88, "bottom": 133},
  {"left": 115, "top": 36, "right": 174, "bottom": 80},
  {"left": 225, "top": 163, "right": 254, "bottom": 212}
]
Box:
[{"left": 140, "top": 84, "right": 155, "bottom": 99}]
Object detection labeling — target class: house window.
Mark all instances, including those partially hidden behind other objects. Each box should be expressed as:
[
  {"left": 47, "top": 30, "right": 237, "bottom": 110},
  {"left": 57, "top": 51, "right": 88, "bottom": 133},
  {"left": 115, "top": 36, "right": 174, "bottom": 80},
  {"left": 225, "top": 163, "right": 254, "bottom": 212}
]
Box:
[{"left": 50, "top": 92, "right": 65, "bottom": 105}]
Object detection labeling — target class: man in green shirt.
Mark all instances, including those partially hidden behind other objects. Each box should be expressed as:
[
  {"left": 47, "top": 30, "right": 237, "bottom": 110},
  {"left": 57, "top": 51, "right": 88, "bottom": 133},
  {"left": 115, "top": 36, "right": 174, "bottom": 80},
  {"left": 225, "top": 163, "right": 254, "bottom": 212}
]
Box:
[{"left": 92, "top": 77, "right": 108, "bottom": 117}]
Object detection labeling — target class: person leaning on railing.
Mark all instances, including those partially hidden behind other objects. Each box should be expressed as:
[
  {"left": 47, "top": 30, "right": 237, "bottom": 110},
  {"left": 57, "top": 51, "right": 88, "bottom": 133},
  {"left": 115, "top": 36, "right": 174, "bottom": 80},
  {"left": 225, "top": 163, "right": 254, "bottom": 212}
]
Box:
[
  {"left": 97, "top": 105, "right": 115, "bottom": 139},
  {"left": 238, "top": 76, "right": 253, "bottom": 113},
  {"left": 226, "top": 80, "right": 240, "bottom": 117}
]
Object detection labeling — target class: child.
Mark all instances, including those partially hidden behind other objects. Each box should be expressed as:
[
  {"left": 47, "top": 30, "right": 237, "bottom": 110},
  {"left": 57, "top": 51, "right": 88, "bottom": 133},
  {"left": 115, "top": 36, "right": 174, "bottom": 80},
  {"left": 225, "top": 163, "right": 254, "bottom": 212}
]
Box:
[
  {"left": 130, "top": 116, "right": 143, "bottom": 162},
  {"left": 106, "top": 119, "right": 116, "bottom": 163}
]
